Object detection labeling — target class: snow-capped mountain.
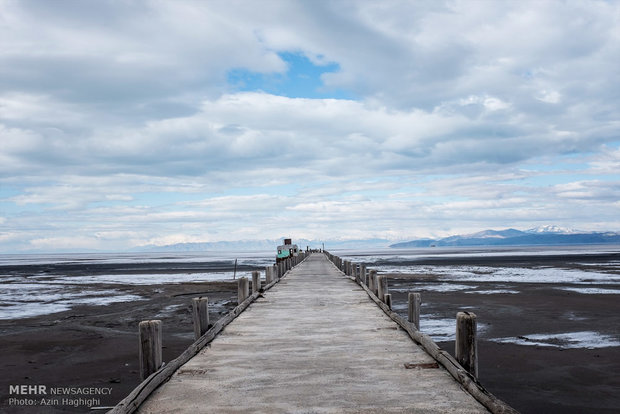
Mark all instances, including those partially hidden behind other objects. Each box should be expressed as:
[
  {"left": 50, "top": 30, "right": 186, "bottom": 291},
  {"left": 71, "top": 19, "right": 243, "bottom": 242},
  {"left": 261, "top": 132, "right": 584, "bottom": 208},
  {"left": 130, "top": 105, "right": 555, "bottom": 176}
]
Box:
[
  {"left": 525, "top": 225, "right": 582, "bottom": 234},
  {"left": 390, "top": 226, "right": 620, "bottom": 248}
]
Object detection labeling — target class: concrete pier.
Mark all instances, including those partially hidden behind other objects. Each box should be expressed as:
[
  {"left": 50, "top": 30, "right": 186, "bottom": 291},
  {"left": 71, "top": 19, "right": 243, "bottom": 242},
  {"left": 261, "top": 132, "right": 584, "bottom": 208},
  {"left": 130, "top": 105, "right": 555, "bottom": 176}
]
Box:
[{"left": 136, "top": 254, "right": 490, "bottom": 413}]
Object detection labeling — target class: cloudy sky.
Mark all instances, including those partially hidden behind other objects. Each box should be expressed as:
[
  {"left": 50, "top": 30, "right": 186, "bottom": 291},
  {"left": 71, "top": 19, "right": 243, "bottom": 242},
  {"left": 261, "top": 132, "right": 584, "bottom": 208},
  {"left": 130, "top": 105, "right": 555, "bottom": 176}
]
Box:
[{"left": 1, "top": 0, "right": 619, "bottom": 252}]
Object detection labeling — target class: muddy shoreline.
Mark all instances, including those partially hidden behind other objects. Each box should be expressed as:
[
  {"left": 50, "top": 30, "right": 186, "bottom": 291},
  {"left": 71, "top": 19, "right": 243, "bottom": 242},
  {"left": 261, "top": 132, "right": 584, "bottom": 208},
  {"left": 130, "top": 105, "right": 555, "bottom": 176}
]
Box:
[
  {"left": 0, "top": 281, "right": 239, "bottom": 413},
  {"left": 388, "top": 282, "right": 620, "bottom": 413},
  {"left": 1, "top": 251, "right": 619, "bottom": 413}
]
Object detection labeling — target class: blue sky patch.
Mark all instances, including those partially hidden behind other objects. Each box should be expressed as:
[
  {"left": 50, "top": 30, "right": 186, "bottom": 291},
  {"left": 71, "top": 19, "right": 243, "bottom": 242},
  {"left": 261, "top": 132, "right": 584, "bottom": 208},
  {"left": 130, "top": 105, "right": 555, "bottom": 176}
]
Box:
[{"left": 227, "top": 52, "right": 353, "bottom": 100}]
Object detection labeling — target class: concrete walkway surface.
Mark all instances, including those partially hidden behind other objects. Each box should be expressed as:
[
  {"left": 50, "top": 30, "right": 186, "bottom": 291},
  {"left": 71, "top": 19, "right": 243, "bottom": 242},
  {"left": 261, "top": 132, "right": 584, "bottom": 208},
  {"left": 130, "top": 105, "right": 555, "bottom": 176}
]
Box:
[{"left": 137, "top": 253, "right": 489, "bottom": 413}]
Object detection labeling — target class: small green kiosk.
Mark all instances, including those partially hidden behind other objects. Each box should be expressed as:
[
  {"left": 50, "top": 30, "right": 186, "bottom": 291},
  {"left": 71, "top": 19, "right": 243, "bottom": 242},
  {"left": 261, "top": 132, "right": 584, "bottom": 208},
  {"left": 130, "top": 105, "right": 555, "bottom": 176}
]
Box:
[{"left": 276, "top": 238, "right": 299, "bottom": 262}]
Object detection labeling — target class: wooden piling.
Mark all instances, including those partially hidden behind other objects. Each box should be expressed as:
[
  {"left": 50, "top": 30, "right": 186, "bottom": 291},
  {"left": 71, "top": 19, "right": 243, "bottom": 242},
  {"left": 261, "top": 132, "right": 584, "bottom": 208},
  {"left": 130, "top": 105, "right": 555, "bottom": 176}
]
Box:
[
  {"left": 139, "top": 320, "right": 162, "bottom": 381},
  {"left": 367, "top": 269, "right": 375, "bottom": 292},
  {"left": 369, "top": 270, "right": 378, "bottom": 297},
  {"left": 408, "top": 292, "right": 421, "bottom": 330},
  {"left": 192, "top": 297, "right": 209, "bottom": 341},
  {"left": 265, "top": 266, "right": 273, "bottom": 284},
  {"left": 377, "top": 275, "right": 384, "bottom": 299},
  {"left": 238, "top": 277, "right": 249, "bottom": 304},
  {"left": 384, "top": 293, "right": 392, "bottom": 310},
  {"left": 252, "top": 270, "right": 261, "bottom": 293},
  {"left": 377, "top": 275, "right": 388, "bottom": 303},
  {"left": 456, "top": 311, "right": 478, "bottom": 378}
]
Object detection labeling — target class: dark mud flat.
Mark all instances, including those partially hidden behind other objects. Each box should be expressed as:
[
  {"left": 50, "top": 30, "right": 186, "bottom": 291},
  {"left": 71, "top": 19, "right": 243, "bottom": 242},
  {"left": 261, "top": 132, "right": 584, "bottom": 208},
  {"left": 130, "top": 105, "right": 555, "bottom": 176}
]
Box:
[
  {"left": 0, "top": 281, "right": 238, "bottom": 413},
  {"left": 387, "top": 269, "right": 620, "bottom": 413},
  {"left": 0, "top": 259, "right": 259, "bottom": 277}
]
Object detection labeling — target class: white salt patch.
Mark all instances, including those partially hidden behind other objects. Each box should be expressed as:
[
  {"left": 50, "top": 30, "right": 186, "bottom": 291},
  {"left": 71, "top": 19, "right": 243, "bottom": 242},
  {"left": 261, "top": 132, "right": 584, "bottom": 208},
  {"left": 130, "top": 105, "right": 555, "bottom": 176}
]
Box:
[
  {"left": 61, "top": 294, "right": 143, "bottom": 306},
  {"left": 491, "top": 331, "right": 620, "bottom": 349},
  {"left": 421, "top": 318, "right": 457, "bottom": 341},
  {"left": 391, "top": 302, "right": 408, "bottom": 311},
  {"left": 0, "top": 283, "right": 145, "bottom": 320},
  {"left": 574, "top": 261, "right": 620, "bottom": 268},
  {"left": 558, "top": 287, "right": 620, "bottom": 295},
  {"left": 37, "top": 272, "right": 243, "bottom": 285},
  {"left": 563, "top": 312, "right": 587, "bottom": 321},
  {"left": 0, "top": 251, "right": 274, "bottom": 267},
  {"left": 421, "top": 316, "right": 487, "bottom": 342},
  {"left": 466, "top": 289, "right": 520, "bottom": 295},
  {"left": 155, "top": 304, "right": 185, "bottom": 318},
  {"left": 379, "top": 265, "right": 620, "bottom": 284},
  {"left": 0, "top": 303, "right": 72, "bottom": 319},
  {"left": 414, "top": 283, "right": 474, "bottom": 292}
]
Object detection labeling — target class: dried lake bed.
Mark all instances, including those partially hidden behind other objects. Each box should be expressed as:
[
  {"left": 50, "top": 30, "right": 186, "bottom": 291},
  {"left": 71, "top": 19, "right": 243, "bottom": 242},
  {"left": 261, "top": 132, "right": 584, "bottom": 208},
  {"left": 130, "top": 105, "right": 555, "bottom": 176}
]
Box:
[{"left": 1, "top": 246, "right": 619, "bottom": 413}]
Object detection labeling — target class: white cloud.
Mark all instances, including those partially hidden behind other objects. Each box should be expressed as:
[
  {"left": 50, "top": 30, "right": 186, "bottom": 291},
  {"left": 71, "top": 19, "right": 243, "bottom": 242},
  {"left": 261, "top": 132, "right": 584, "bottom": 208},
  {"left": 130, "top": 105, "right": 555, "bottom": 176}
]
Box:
[
  {"left": 1, "top": 0, "right": 619, "bottom": 252},
  {"left": 536, "top": 90, "right": 562, "bottom": 104}
]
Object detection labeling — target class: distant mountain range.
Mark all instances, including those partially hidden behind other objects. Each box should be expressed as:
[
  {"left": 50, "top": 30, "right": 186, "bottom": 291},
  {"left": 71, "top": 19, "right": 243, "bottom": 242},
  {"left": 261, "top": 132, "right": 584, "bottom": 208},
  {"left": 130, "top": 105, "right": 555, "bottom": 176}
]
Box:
[
  {"left": 135, "top": 238, "right": 391, "bottom": 252},
  {"left": 389, "top": 225, "right": 620, "bottom": 248},
  {"left": 133, "top": 225, "right": 620, "bottom": 253}
]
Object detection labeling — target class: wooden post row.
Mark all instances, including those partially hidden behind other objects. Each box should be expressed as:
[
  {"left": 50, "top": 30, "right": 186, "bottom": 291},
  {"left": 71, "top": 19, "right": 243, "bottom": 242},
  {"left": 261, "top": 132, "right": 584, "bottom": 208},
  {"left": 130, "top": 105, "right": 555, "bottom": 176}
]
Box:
[
  {"left": 456, "top": 311, "right": 478, "bottom": 378},
  {"left": 139, "top": 320, "right": 162, "bottom": 381}
]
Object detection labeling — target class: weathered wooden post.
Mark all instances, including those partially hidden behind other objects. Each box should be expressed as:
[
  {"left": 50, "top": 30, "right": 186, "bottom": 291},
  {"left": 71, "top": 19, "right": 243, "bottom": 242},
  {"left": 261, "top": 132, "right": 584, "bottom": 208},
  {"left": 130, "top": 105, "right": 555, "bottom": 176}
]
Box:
[
  {"left": 252, "top": 270, "right": 261, "bottom": 293},
  {"left": 192, "top": 297, "right": 209, "bottom": 340},
  {"left": 384, "top": 293, "right": 392, "bottom": 310},
  {"left": 377, "top": 275, "right": 389, "bottom": 303},
  {"left": 369, "top": 270, "right": 378, "bottom": 296},
  {"left": 456, "top": 311, "right": 478, "bottom": 378},
  {"left": 265, "top": 266, "right": 272, "bottom": 284},
  {"left": 139, "top": 320, "right": 162, "bottom": 380},
  {"left": 408, "top": 292, "right": 421, "bottom": 330},
  {"left": 238, "top": 277, "right": 249, "bottom": 304},
  {"left": 360, "top": 264, "right": 367, "bottom": 286}
]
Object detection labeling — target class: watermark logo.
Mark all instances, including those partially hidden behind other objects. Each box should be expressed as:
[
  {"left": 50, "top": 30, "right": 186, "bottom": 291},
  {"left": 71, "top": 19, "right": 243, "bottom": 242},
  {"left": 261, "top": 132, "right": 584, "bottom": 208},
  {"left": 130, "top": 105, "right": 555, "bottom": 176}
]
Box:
[{"left": 6, "top": 385, "right": 113, "bottom": 408}]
